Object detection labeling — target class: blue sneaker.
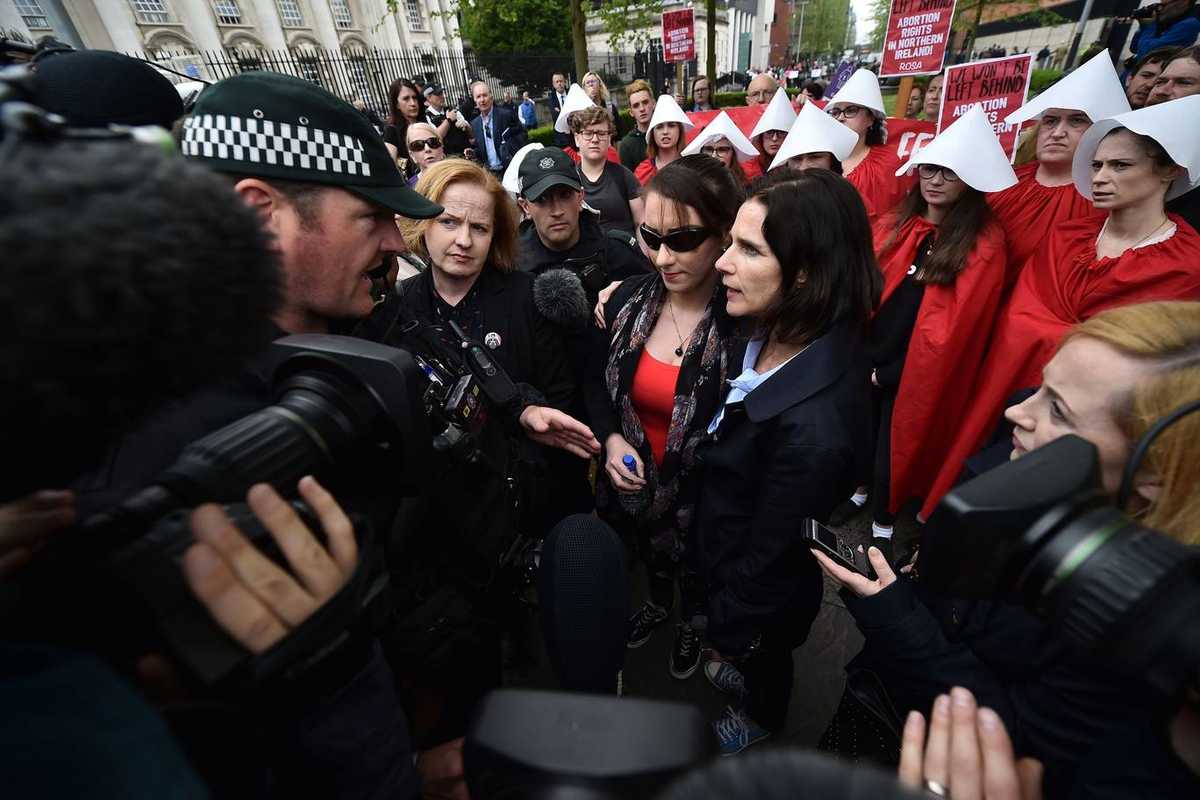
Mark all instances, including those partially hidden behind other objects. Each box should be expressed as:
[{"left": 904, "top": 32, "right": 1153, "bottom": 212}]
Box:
[
  {"left": 713, "top": 705, "right": 770, "bottom": 756},
  {"left": 704, "top": 660, "right": 748, "bottom": 698}
]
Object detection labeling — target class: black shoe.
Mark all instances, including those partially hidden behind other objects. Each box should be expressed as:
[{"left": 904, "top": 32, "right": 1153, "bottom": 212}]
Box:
[
  {"left": 828, "top": 497, "right": 866, "bottom": 526},
  {"left": 627, "top": 601, "right": 671, "bottom": 649},
  {"left": 669, "top": 622, "right": 702, "bottom": 679}
]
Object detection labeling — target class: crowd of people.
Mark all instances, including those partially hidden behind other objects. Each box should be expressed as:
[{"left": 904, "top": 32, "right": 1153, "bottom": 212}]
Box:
[{"left": 3, "top": 37, "right": 1200, "bottom": 800}]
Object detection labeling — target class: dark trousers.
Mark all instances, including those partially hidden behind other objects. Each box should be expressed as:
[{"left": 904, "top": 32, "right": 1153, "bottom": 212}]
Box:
[
  {"left": 740, "top": 571, "right": 824, "bottom": 731},
  {"left": 871, "top": 386, "right": 898, "bottom": 526}
]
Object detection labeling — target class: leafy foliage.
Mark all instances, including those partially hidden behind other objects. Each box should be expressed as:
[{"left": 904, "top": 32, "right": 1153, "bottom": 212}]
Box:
[
  {"left": 794, "top": 0, "right": 854, "bottom": 57},
  {"left": 595, "top": 0, "right": 664, "bottom": 51}
]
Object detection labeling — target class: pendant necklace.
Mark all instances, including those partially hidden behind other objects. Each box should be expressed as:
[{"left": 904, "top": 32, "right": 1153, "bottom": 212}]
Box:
[{"left": 666, "top": 295, "right": 686, "bottom": 357}]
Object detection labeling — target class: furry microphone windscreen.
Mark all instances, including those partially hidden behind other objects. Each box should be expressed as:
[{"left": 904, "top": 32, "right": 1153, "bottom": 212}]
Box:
[
  {"left": 532, "top": 268, "right": 589, "bottom": 330},
  {"left": 0, "top": 141, "right": 282, "bottom": 498}
]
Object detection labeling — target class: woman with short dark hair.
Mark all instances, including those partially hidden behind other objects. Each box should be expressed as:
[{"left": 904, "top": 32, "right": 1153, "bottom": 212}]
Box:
[
  {"left": 697, "top": 167, "right": 880, "bottom": 755},
  {"left": 586, "top": 155, "right": 743, "bottom": 680}
]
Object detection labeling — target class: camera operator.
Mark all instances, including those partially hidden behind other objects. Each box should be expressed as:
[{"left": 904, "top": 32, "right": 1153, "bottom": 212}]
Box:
[
  {"left": 1122, "top": 0, "right": 1200, "bottom": 66},
  {"left": 816, "top": 301, "right": 1200, "bottom": 795},
  {"left": 366, "top": 158, "right": 600, "bottom": 739},
  {"left": 0, "top": 134, "right": 461, "bottom": 797}
]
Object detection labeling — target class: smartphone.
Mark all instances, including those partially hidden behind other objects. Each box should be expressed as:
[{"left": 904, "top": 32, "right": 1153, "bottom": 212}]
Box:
[{"left": 803, "top": 518, "right": 872, "bottom": 578}]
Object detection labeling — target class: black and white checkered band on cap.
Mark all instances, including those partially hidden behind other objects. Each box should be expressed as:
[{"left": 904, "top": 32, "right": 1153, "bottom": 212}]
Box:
[{"left": 181, "top": 114, "right": 372, "bottom": 177}]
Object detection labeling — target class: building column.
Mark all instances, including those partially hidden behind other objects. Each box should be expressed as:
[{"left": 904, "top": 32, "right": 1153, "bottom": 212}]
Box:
[
  {"left": 89, "top": 0, "right": 143, "bottom": 52},
  {"left": 250, "top": 0, "right": 288, "bottom": 48},
  {"left": 310, "top": 0, "right": 343, "bottom": 50},
  {"left": 175, "top": 0, "right": 224, "bottom": 51}
]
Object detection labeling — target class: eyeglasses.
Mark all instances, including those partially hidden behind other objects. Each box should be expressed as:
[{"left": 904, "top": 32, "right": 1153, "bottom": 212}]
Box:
[
  {"left": 583, "top": 78, "right": 600, "bottom": 87},
  {"left": 408, "top": 136, "right": 443, "bottom": 153},
  {"left": 828, "top": 104, "right": 865, "bottom": 120},
  {"left": 747, "top": 90, "right": 775, "bottom": 101},
  {"left": 639, "top": 224, "right": 711, "bottom": 252},
  {"left": 700, "top": 144, "right": 733, "bottom": 156},
  {"left": 917, "top": 164, "right": 960, "bottom": 182},
  {"left": 576, "top": 129, "right": 612, "bottom": 141}
]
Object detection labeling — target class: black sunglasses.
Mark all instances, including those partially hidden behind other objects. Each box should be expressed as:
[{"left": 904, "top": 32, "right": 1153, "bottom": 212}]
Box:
[
  {"left": 639, "top": 224, "right": 711, "bottom": 252},
  {"left": 408, "top": 136, "right": 443, "bottom": 153}
]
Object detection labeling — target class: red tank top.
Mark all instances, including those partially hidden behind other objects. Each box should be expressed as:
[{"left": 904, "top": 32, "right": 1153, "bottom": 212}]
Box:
[{"left": 629, "top": 349, "right": 680, "bottom": 467}]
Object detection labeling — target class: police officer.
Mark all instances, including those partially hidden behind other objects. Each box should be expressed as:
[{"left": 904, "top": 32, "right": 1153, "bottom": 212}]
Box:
[{"left": 517, "top": 147, "right": 650, "bottom": 318}]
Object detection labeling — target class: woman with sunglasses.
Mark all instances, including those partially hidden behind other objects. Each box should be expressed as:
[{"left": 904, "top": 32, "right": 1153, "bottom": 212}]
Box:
[
  {"left": 833, "top": 107, "right": 1014, "bottom": 559},
  {"left": 571, "top": 105, "right": 643, "bottom": 234},
  {"left": 634, "top": 95, "right": 693, "bottom": 185},
  {"left": 585, "top": 155, "right": 742, "bottom": 681},
  {"left": 824, "top": 69, "right": 914, "bottom": 216},
  {"left": 404, "top": 122, "right": 446, "bottom": 187},
  {"left": 699, "top": 168, "right": 880, "bottom": 755}
]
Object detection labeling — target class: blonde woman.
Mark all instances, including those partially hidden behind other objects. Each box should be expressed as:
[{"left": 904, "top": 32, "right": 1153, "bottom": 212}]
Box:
[
  {"left": 582, "top": 71, "right": 622, "bottom": 130},
  {"left": 819, "top": 301, "right": 1200, "bottom": 790}
]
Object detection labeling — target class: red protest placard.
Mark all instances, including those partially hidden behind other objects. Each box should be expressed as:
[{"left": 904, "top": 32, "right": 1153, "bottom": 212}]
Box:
[
  {"left": 662, "top": 9, "right": 695, "bottom": 64},
  {"left": 880, "top": 0, "right": 956, "bottom": 77},
  {"left": 938, "top": 53, "right": 1034, "bottom": 161}
]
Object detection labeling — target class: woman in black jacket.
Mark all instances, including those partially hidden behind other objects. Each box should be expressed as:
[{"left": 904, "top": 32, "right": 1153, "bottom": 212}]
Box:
[
  {"left": 380, "top": 159, "right": 598, "bottom": 738},
  {"left": 700, "top": 168, "right": 881, "bottom": 755},
  {"left": 585, "top": 155, "right": 743, "bottom": 680}
]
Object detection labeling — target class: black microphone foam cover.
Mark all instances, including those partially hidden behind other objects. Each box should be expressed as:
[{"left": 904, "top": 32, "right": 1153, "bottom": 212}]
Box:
[
  {"left": 537, "top": 514, "right": 628, "bottom": 694},
  {"left": 533, "top": 268, "right": 589, "bottom": 330}
]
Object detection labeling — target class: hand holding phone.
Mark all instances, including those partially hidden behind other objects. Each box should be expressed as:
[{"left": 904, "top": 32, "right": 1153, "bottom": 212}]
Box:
[{"left": 803, "top": 518, "right": 872, "bottom": 577}]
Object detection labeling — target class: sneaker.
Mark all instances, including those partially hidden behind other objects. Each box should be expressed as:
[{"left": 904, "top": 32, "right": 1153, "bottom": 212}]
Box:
[
  {"left": 627, "top": 601, "right": 670, "bottom": 649},
  {"left": 704, "top": 660, "right": 747, "bottom": 698},
  {"left": 713, "top": 705, "right": 770, "bottom": 756},
  {"left": 669, "top": 623, "right": 701, "bottom": 679}
]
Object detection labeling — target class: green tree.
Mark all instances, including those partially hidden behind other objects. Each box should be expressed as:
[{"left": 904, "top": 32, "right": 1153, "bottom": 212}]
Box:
[
  {"left": 795, "top": 0, "right": 853, "bottom": 57},
  {"left": 594, "top": 0, "right": 663, "bottom": 50},
  {"left": 382, "top": 0, "right": 576, "bottom": 92},
  {"left": 866, "top": 0, "right": 1063, "bottom": 57}
]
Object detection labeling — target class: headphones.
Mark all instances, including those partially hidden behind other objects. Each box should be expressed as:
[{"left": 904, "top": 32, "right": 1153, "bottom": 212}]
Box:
[{"left": 1116, "top": 398, "right": 1200, "bottom": 510}]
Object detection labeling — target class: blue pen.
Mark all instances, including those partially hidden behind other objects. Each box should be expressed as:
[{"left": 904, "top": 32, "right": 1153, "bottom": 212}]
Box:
[{"left": 622, "top": 454, "right": 638, "bottom": 476}]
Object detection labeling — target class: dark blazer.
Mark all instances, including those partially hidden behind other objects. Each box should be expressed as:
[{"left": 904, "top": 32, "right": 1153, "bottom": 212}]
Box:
[
  {"left": 693, "top": 320, "right": 872, "bottom": 652},
  {"left": 548, "top": 90, "right": 570, "bottom": 147},
  {"left": 468, "top": 105, "right": 527, "bottom": 171}
]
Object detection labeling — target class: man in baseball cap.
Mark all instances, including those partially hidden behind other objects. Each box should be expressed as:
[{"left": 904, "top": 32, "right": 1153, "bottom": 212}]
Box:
[{"left": 182, "top": 71, "right": 441, "bottom": 330}]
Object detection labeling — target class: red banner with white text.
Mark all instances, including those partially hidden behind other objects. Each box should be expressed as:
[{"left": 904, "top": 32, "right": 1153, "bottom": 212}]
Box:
[
  {"left": 880, "top": 0, "right": 956, "bottom": 78},
  {"left": 662, "top": 9, "right": 696, "bottom": 64},
  {"left": 938, "top": 54, "right": 1035, "bottom": 161}
]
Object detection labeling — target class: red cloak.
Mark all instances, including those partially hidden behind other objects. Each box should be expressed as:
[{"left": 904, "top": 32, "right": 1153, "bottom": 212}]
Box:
[
  {"left": 741, "top": 157, "right": 765, "bottom": 181},
  {"left": 564, "top": 145, "right": 620, "bottom": 165},
  {"left": 634, "top": 158, "right": 657, "bottom": 185},
  {"left": 847, "top": 144, "right": 915, "bottom": 218},
  {"left": 987, "top": 161, "right": 1102, "bottom": 290},
  {"left": 922, "top": 214, "right": 1200, "bottom": 519},
  {"left": 874, "top": 214, "right": 1008, "bottom": 514}
]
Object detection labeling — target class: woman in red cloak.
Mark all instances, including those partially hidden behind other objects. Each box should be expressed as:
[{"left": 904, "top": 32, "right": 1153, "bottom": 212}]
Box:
[
  {"left": 859, "top": 108, "right": 1012, "bottom": 558},
  {"left": 988, "top": 110, "right": 1104, "bottom": 289},
  {"left": 924, "top": 120, "right": 1200, "bottom": 521},
  {"left": 825, "top": 69, "right": 916, "bottom": 217}
]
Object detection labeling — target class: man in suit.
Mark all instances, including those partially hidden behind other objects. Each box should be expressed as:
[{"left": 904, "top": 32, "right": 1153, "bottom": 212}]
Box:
[
  {"left": 548, "top": 72, "right": 571, "bottom": 147},
  {"left": 470, "top": 80, "right": 527, "bottom": 176}
]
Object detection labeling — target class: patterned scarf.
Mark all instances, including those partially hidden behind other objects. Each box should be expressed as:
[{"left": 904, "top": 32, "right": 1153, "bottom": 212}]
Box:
[{"left": 601, "top": 277, "right": 729, "bottom": 559}]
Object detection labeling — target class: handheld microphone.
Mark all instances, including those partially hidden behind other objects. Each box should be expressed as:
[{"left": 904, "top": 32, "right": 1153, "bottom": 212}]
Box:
[{"left": 533, "top": 268, "right": 590, "bottom": 330}]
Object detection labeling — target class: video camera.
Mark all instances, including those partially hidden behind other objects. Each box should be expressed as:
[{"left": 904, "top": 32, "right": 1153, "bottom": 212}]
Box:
[
  {"left": 922, "top": 434, "right": 1200, "bottom": 701},
  {"left": 29, "top": 327, "right": 536, "bottom": 687}
]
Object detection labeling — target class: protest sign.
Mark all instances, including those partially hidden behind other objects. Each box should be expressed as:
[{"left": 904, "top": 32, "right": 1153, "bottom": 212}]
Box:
[
  {"left": 880, "top": 0, "right": 956, "bottom": 77},
  {"left": 662, "top": 9, "right": 696, "bottom": 64},
  {"left": 938, "top": 53, "right": 1034, "bottom": 161}
]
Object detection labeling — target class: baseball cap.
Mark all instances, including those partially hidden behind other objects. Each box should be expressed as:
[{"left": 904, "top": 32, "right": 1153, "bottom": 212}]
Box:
[
  {"left": 517, "top": 147, "right": 582, "bottom": 200},
  {"left": 182, "top": 71, "right": 441, "bottom": 219},
  {"left": 32, "top": 50, "right": 183, "bottom": 129},
  {"left": 423, "top": 85, "right": 444, "bottom": 98}
]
